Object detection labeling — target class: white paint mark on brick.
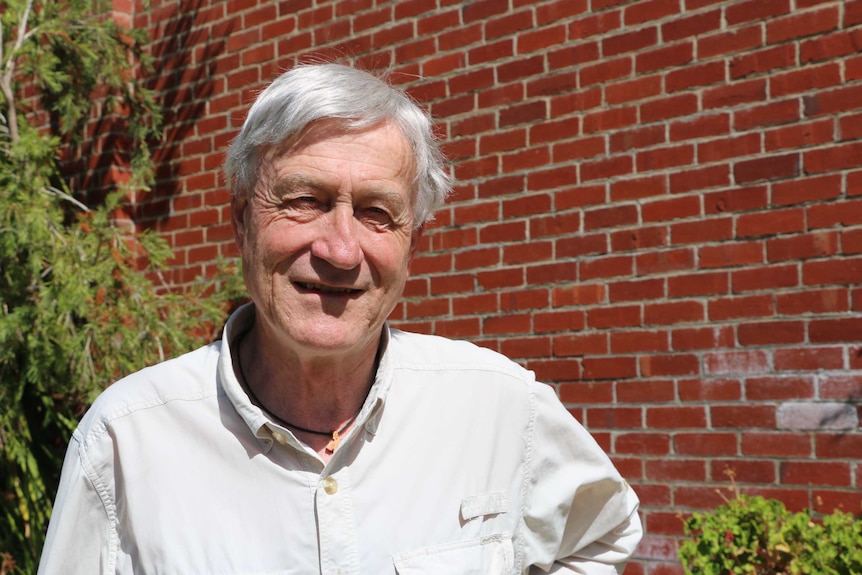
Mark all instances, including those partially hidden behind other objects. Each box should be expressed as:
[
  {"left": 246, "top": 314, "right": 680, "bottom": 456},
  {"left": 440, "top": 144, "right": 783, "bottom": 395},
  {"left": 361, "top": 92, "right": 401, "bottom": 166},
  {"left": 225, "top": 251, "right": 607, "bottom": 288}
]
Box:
[{"left": 777, "top": 402, "right": 858, "bottom": 431}]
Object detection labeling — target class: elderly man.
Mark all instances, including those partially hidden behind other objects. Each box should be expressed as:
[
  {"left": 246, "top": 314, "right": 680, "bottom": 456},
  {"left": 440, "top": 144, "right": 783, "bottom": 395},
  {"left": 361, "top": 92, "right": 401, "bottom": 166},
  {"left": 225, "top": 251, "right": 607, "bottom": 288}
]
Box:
[{"left": 39, "top": 63, "right": 642, "bottom": 574}]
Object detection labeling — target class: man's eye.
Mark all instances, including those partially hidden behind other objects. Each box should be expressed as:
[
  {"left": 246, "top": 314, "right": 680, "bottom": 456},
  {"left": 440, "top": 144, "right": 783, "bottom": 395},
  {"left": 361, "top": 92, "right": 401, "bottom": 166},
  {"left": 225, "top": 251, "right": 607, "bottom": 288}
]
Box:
[{"left": 359, "top": 207, "right": 393, "bottom": 225}]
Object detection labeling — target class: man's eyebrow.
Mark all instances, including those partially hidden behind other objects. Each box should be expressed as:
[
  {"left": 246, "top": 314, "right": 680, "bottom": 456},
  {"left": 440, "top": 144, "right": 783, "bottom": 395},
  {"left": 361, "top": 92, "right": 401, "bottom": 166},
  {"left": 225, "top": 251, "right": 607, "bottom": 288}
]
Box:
[{"left": 269, "top": 174, "right": 323, "bottom": 197}]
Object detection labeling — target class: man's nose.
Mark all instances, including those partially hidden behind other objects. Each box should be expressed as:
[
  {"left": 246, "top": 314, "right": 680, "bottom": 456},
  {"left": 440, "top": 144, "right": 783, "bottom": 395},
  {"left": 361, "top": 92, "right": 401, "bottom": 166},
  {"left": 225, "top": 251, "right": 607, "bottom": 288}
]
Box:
[{"left": 310, "top": 205, "right": 363, "bottom": 269}]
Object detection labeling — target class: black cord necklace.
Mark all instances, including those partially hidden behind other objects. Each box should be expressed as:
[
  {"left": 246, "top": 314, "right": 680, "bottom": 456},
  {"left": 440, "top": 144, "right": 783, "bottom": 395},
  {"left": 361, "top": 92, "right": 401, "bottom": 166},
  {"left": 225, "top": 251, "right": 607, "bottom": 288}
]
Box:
[{"left": 235, "top": 329, "right": 364, "bottom": 453}]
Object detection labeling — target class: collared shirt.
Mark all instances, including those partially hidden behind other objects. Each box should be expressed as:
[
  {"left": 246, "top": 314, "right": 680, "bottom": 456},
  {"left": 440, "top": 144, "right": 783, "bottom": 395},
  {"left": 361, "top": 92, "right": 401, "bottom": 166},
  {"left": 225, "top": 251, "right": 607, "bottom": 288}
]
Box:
[{"left": 38, "top": 304, "right": 642, "bottom": 574}]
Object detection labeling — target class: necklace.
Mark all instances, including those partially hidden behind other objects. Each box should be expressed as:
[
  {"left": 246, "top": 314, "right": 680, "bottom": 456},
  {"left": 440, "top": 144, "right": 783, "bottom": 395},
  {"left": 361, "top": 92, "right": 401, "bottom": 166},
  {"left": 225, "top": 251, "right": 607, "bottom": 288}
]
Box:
[{"left": 235, "top": 329, "right": 365, "bottom": 454}]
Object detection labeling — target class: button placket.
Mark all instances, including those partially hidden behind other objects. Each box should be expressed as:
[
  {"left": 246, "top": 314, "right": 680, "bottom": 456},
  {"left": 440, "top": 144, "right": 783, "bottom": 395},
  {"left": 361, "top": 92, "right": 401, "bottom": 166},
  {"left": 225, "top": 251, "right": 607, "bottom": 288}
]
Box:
[{"left": 316, "top": 468, "right": 360, "bottom": 575}]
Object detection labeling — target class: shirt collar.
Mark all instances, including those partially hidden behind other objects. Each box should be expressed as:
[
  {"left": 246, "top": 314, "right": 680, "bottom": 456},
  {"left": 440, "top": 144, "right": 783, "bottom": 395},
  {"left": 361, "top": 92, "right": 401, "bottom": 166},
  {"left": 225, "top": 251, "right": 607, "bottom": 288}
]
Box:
[{"left": 217, "top": 302, "right": 394, "bottom": 451}]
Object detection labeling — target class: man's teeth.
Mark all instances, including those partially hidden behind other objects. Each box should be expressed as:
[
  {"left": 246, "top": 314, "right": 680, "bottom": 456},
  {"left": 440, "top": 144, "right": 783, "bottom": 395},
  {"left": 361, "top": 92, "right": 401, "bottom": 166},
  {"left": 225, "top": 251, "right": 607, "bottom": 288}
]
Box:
[{"left": 297, "top": 282, "right": 356, "bottom": 293}]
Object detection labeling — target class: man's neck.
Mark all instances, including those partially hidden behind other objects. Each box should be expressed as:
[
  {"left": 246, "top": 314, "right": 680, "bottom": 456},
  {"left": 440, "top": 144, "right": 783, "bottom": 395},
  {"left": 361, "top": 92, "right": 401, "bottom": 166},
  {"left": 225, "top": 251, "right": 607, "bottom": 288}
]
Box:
[{"left": 237, "top": 317, "right": 381, "bottom": 434}]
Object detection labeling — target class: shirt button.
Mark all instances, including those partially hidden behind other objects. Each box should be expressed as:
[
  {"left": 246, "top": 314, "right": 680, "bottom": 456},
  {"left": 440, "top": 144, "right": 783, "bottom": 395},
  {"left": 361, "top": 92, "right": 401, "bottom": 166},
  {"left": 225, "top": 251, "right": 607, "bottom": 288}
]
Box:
[
  {"left": 322, "top": 476, "right": 338, "bottom": 495},
  {"left": 272, "top": 430, "right": 287, "bottom": 445}
]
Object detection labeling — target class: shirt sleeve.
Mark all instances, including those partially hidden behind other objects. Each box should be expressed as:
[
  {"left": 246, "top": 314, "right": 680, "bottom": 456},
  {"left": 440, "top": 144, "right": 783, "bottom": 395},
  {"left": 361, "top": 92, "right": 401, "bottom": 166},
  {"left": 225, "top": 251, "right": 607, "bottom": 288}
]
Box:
[
  {"left": 519, "top": 382, "right": 642, "bottom": 574},
  {"left": 37, "top": 430, "right": 116, "bottom": 575}
]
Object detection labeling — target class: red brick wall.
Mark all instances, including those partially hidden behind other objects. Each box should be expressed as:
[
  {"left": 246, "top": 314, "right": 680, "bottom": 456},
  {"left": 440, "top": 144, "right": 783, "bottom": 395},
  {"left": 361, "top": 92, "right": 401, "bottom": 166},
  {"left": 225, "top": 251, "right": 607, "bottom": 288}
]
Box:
[{"left": 129, "top": 0, "right": 862, "bottom": 571}]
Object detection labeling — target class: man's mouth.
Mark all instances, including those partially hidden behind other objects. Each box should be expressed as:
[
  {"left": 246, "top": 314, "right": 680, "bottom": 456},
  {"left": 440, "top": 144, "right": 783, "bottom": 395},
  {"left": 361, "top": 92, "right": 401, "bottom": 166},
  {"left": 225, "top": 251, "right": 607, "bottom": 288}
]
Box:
[{"left": 295, "top": 281, "right": 361, "bottom": 295}]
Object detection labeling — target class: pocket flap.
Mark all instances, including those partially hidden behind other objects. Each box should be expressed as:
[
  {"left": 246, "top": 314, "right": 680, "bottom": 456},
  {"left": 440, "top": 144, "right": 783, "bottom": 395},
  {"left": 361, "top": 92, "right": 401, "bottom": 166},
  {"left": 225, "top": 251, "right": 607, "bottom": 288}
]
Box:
[{"left": 460, "top": 491, "right": 508, "bottom": 521}]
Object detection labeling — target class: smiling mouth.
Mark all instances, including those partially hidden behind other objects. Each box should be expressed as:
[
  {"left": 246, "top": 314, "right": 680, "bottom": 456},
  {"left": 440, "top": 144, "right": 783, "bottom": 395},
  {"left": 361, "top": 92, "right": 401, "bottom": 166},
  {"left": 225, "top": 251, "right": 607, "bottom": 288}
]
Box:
[{"left": 295, "top": 281, "right": 362, "bottom": 295}]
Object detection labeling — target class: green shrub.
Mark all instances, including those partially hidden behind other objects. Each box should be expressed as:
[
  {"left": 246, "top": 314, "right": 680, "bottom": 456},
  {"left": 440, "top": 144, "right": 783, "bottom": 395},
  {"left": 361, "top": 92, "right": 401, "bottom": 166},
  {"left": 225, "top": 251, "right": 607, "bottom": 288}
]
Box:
[
  {"left": 679, "top": 491, "right": 862, "bottom": 575},
  {"left": 0, "top": 1, "right": 244, "bottom": 572}
]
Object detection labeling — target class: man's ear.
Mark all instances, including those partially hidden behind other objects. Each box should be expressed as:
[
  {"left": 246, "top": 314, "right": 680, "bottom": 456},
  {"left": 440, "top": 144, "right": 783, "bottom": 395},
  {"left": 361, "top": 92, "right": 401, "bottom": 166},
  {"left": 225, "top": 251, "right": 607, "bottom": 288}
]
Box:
[
  {"left": 408, "top": 226, "right": 424, "bottom": 265},
  {"left": 230, "top": 192, "right": 248, "bottom": 251}
]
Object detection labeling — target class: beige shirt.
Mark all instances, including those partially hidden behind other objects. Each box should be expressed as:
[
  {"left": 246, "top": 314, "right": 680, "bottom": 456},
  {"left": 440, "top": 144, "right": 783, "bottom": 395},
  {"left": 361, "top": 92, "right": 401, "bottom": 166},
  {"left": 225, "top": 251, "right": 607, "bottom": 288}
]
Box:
[{"left": 39, "top": 303, "right": 641, "bottom": 574}]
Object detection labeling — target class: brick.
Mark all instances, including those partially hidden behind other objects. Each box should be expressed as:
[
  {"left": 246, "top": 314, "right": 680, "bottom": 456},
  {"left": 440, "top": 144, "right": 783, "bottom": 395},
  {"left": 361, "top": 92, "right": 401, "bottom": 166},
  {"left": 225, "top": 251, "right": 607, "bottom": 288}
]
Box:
[
  {"left": 698, "top": 25, "right": 763, "bottom": 60},
  {"left": 699, "top": 241, "right": 764, "bottom": 269},
  {"left": 615, "top": 433, "right": 670, "bottom": 455},
  {"left": 781, "top": 461, "right": 851, "bottom": 487},
  {"left": 766, "top": 7, "right": 839, "bottom": 44},
  {"left": 734, "top": 154, "right": 800, "bottom": 184},
  {"left": 587, "top": 304, "right": 642, "bottom": 329},
  {"left": 816, "top": 433, "right": 862, "bottom": 459},
  {"left": 645, "top": 459, "right": 707, "bottom": 482},
  {"left": 640, "top": 94, "right": 698, "bottom": 123},
  {"left": 709, "top": 294, "right": 773, "bottom": 321},
  {"left": 765, "top": 119, "right": 835, "bottom": 152},
  {"left": 502, "top": 241, "right": 553, "bottom": 265},
  {"left": 636, "top": 41, "right": 694, "bottom": 73},
  {"left": 669, "top": 165, "right": 730, "bottom": 194},
  {"left": 770, "top": 62, "right": 842, "bottom": 97},
  {"left": 726, "top": 0, "right": 790, "bottom": 25},
  {"left": 804, "top": 142, "right": 862, "bottom": 174},
  {"left": 640, "top": 354, "right": 700, "bottom": 376},
  {"left": 608, "top": 278, "right": 665, "bottom": 302},
  {"left": 678, "top": 378, "right": 742, "bottom": 401},
  {"left": 553, "top": 137, "right": 606, "bottom": 162},
  {"left": 610, "top": 175, "right": 667, "bottom": 201},
  {"left": 617, "top": 379, "right": 675, "bottom": 403},
  {"left": 747, "top": 375, "right": 815, "bottom": 400},
  {"left": 637, "top": 144, "right": 695, "bottom": 171},
  {"left": 669, "top": 113, "right": 730, "bottom": 142},
  {"left": 484, "top": 9, "right": 534, "bottom": 39},
  {"left": 704, "top": 350, "right": 771, "bottom": 375},
  {"left": 610, "top": 226, "right": 668, "bottom": 252},
  {"left": 603, "top": 26, "right": 658, "bottom": 57},
  {"left": 558, "top": 381, "right": 613, "bottom": 403},
  {"left": 605, "top": 75, "right": 663, "bottom": 105},
  {"left": 554, "top": 333, "right": 607, "bottom": 356},
  {"left": 671, "top": 217, "right": 733, "bottom": 245},
  {"left": 710, "top": 459, "right": 777, "bottom": 484},
  {"left": 803, "top": 258, "right": 862, "bottom": 286},
  {"left": 801, "top": 28, "right": 862, "bottom": 63},
  {"left": 742, "top": 432, "right": 811, "bottom": 457},
  {"left": 452, "top": 292, "right": 497, "bottom": 315},
  {"left": 732, "top": 264, "right": 798, "bottom": 292},
  {"left": 583, "top": 106, "right": 638, "bottom": 133},
  {"left": 774, "top": 345, "right": 845, "bottom": 371},
  {"left": 578, "top": 255, "right": 634, "bottom": 281},
  {"left": 585, "top": 406, "right": 643, "bottom": 429},
  {"left": 611, "top": 329, "right": 669, "bottom": 353},
  {"left": 711, "top": 404, "right": 776, "bottom": 427},
  {"left": 821, "top": 374, "right": 862, "bottom": 399},
  {"left": 734, "top": 99, "right": 799, "bottom": 131},
  {"left": 548, "top": 42, "right": 601, "bottom": 70},
  {"left": 697, "top": 134, "right": 760, "bottom": 163},
  {"left": 738, "top": 207, "right": 805, "bottom": 238},
  {"left": 517, "top": 24, "right": 567, "bottom": 55},
  {"left": 675, "top": 433, "right": 738, "bottom": 456},
  {"left": 535, "top": 0, "right": 589, "bottom": 24},
  {"left": 642, "top": 195, "right": 701, "bottom": 223},
  {"left": 668, "top": 272, "right": 729, "bottom": 298},
  {"left": 776, "top": 402, "right": 859, "bottom": 430},
  {"left": 579, "top": 57, "right": 633, "bottom": 88},
  {"left": 730, "top": 44, "right": 796, "bottom": 80},
  {"left": 809, "top": 198, "right": 862, "bottom": 229},
  {"left": 551, "top": 283, "right": 606, "bottom": 307},
  {"left": 643, "top": 300, "right": 704, "bottom": 325},
  {"left": 557, "top": 233, "right": 608, "bottom": 258},
  {"left": 534, "top": 310, "right": 587, "bottom": 334},
  {"left": 662, "top": 9, "right": 720, "bottom": 42},
  {"left": 636, "top": 248, "right": 695, "bottom": 275},
  {"left": 772, "top": 175, "right": 842, "bottom": 207},
  {"left": 583, "top": 204, "right": 638, "bottom": 231},
  {"left": 666, "top": 60, "right": 725, "bottom": 93},
  {"left": 803, "top": 85, "right": 862, "bottom": 117}
]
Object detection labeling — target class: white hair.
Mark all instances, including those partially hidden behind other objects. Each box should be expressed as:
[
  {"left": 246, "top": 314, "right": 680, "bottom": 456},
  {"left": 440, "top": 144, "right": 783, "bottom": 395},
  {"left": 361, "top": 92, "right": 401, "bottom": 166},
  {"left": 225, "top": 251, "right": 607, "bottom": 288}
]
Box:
[{"left": 224, "top": 63, "right": 450, "bottom": 227}]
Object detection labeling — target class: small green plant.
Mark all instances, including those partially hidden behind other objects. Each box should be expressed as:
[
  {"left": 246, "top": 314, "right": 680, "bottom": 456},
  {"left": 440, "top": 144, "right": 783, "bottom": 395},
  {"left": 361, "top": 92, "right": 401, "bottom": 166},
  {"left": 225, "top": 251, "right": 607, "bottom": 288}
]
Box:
[{"left": 679, "top": 482, "right": 862, "bottom": 575}]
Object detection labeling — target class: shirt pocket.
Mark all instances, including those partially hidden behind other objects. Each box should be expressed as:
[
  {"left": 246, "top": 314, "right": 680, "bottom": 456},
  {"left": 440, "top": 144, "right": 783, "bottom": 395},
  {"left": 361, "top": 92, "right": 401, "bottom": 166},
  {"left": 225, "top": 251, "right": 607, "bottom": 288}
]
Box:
[{"left": 392, "top": 533, "right": 514, "bottom": 575}]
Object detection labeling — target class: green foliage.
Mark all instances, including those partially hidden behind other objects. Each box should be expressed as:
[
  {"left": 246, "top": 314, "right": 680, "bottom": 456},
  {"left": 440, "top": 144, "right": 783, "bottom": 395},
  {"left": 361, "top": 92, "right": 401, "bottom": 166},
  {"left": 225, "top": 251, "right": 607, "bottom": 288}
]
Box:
[
  {"left": 679, "top": 490, "right": 862, "bottom": 575},
  {"left": 0, "top": 1, "right": 243, "bottom": 572}
]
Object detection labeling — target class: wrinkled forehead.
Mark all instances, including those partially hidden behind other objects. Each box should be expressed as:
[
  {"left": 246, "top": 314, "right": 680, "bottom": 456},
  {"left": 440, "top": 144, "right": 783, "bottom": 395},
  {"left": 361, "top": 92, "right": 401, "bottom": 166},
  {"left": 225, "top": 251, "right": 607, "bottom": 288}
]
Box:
[{"left": 258, "top": 118, "right": 419, "bottom": 191}]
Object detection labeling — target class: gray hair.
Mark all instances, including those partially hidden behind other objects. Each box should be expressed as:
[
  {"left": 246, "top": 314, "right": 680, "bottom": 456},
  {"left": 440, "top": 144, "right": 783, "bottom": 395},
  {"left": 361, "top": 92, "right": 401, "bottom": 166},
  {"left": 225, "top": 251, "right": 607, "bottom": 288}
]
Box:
[{"left": 224, "top": 63, "right": 450, "bottom": 227}]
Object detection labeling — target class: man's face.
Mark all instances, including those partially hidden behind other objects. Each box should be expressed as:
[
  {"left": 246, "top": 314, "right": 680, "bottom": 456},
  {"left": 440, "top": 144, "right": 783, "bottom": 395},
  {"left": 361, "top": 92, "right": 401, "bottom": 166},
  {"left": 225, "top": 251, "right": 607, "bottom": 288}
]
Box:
[{"left": 232, "top": 120, "right": 422, "bottom": 360}]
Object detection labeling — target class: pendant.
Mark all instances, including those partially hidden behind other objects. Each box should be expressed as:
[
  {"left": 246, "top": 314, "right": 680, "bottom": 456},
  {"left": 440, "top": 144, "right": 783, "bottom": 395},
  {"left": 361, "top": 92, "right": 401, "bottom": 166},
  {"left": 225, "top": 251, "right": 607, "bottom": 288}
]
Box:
[{"left": 325, "top": 431, "right": 340, "bottom": 453}]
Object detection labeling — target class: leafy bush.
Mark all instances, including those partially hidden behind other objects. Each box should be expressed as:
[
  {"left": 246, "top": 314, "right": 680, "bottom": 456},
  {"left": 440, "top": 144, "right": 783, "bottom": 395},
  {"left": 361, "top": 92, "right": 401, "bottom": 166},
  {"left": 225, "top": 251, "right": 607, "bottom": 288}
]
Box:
[
  {"left": 679, "top": 490, "right": 862, "bottom": 575},
  {"left": 0, "top": 1, "right": 243, "bottom": 572}
]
